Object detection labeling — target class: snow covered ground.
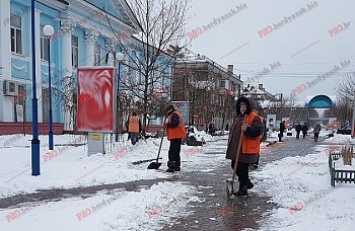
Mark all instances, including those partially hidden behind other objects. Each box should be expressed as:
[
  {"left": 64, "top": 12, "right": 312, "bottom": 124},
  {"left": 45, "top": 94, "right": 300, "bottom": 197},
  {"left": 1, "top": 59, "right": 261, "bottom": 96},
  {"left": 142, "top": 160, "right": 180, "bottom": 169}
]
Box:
[
  {"left": 1, "top": 130, "right": 355, "bottom": 230},
  {"left": 255, "top": 131, "right": 355, "bottom": 231}
]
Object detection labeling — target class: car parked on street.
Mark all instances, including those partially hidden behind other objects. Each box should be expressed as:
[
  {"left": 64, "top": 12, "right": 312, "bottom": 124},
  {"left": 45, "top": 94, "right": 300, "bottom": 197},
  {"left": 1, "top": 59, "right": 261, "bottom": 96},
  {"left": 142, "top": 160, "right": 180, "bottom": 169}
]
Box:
[
  {"left": 336, "top": 126, "right": 352, "bottom": 135},
  {"left": 182, "top": 126, "right": 206, "bottom": 146}
]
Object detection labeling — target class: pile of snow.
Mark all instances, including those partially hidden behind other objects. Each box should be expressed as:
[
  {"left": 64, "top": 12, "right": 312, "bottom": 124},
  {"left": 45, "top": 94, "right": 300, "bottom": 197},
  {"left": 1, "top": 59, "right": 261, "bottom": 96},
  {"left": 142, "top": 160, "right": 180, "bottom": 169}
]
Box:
[{"left": 254, "top": 135, "right": 355, "bottom": 230}]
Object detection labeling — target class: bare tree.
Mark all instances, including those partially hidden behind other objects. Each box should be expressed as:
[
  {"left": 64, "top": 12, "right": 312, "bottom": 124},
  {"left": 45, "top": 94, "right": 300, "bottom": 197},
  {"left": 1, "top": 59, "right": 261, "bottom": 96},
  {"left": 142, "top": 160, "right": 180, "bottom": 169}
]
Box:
[
  {"left": 331, "top": 96, "right": 353, "bottom": 126},
  {"left": 106, "top": 0, "right": 190, "bottom": 134},
  {"left": 337, "top": 73, "right": 355, "bottom": 98},
  {"left": 335, "top": 74, "right": 355, "bottom": 126}
]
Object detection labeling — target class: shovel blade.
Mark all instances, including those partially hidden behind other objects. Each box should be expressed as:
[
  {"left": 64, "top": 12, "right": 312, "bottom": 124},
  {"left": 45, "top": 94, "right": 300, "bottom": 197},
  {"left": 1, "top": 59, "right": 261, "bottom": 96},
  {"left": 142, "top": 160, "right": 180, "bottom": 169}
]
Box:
[
  {"left": 147, "top": 162, "right": 162, "bottom": 169},
  {"left": 226, "top": 178, "right": 238, "bottom": 199}
]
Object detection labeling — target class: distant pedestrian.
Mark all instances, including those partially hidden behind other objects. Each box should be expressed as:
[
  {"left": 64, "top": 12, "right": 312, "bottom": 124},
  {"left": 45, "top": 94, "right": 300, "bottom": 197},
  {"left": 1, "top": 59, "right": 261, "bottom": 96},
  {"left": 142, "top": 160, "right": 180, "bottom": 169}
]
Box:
[
  {"left": 301, "top": 123, "right": 308, "bottom": 139},
  {"left": 208, "top": 123, "right": 215, "bottom": 136},
  {"left": 279, "top": 121, "right": 285, "bottom": 142},
  {"left": 127, "top": 111, "right": 142, "bottom": 145},
  {"left": 313, "top": 124, "right": 321, "bottom": 142},
  {"left": 295, "top": 123, "right": 302, "bottom": 139}
]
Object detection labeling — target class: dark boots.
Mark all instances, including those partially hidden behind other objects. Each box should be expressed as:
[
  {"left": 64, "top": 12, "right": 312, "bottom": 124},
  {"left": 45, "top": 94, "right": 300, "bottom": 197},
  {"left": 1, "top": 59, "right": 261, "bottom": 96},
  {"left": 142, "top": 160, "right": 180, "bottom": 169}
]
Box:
[
  {"left": 236, "top": 185, "right": 248, "bottom": 196},
  {"left": 166, "top": 161, "right": 180, "bottom": 172},
  {"left": 236, "top": 181, "right": 253, "bottom": 196}
]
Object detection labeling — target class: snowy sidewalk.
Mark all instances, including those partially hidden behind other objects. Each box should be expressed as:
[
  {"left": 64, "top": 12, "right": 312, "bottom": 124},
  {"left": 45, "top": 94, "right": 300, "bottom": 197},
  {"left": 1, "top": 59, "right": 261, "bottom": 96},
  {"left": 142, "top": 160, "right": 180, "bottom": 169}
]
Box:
[{"left": 158, "top": 135, "right": 319, "bottom": 230}]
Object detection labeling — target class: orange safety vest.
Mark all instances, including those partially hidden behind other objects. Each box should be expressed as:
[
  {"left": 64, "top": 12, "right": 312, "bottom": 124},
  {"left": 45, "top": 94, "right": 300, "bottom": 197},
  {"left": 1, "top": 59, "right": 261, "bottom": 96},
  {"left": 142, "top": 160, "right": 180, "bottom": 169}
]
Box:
[
  {"left": 128, "top": 116, "right": 140, "bottom": 133},
  {"left": 166, "top": 111, "right": 186, "bottom": 140},
  {"left": 242, "top": 111, "right": 262, "bottom": 154}
]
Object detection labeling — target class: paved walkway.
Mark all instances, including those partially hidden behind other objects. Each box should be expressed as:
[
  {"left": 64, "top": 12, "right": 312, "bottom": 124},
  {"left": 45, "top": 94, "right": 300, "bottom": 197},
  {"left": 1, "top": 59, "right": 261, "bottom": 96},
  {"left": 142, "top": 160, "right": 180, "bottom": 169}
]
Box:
[
  {"left": 160, "top": 135, "right": 318, "bottom": 231},
  {"left": 0, "top": 135, "right": 320, "bottom": 230}
]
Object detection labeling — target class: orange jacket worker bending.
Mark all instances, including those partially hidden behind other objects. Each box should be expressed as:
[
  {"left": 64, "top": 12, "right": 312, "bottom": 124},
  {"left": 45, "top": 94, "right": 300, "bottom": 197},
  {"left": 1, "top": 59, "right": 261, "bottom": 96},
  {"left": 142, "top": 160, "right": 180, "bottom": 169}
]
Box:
[{"left": 164, "top": 105, "right": 186, "bottom": 172}]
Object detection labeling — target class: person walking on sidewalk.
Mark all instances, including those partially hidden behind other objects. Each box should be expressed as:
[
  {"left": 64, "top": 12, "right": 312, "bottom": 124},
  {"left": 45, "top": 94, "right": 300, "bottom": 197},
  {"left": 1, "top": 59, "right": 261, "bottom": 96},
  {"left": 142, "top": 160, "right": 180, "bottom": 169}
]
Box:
[
  {"left": 279, "top": 121, "right": 285, "bottom": 142},
  {"left": 301, "top": 123, "right": 308, "bottom": 139},
  {"left": 313, "top": 124, "right": 321, "bottom": 142},
  {"left": 226, "top": 97, "right": 264, "bottom": 196},
  {"left": 164, "top": 105, "right": 186, "bottom": 172},
  {"left": 127, "top": 111, "right": 142, "bottom": 145},
  {"left": 295, "top": 123, "right": 302, "bottom": 139}
]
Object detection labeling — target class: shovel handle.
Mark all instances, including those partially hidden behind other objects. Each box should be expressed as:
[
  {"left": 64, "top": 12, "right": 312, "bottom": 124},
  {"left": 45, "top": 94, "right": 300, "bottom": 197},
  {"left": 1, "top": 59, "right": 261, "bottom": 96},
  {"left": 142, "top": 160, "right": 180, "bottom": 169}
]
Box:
[
  {"left": 156, "top": 117, "right": 166, "bottom": 163},
  {"left": 231, "top": 115, "right": 247, "bottom": 181}
]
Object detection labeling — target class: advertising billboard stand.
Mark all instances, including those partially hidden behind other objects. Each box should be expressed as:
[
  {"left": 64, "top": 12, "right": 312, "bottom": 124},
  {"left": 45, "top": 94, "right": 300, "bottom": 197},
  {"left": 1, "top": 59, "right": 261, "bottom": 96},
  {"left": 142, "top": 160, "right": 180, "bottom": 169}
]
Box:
[
  {"left": 171, "top": 101, "right": 189, "bottom": 125},
  {"left": 77, "top": 67, "right": 116, "bottom": 156}
]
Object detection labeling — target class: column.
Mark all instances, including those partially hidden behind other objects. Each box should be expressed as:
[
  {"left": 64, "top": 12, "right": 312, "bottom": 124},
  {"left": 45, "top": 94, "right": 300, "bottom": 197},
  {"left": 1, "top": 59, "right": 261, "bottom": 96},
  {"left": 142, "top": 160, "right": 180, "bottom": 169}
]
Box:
[
  {"left": 105, "top": 37, "right": 116, "bottom": 66},
  {"left": 60, "top": 19, "right": 76, "bottom": 131},
  {"left": 84, "top": 29, "right": 98, "bottom": 66},
  {"left": 0, "top": 0, "right": 12, "bottom": 121}
]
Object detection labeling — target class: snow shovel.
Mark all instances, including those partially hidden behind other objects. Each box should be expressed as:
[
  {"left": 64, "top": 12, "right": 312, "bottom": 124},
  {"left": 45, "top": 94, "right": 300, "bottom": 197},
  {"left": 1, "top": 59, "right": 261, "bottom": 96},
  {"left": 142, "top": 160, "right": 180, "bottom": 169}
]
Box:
[
  {"left": 147, "top": 127, "right": 165, "bottom": 169},
  {"left": 226, "top": 115, "right": 247, "bottom": 199}
]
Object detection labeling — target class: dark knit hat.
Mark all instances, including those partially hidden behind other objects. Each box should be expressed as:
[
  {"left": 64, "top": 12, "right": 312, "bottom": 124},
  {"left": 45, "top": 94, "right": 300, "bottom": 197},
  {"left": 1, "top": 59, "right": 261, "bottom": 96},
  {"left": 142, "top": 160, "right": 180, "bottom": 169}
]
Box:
[
  {"left": 236, "top": 97, "right": 251, "bottom": 115},
  {"left": 165, "top": 104, "right": 174, "bottom": 112}
]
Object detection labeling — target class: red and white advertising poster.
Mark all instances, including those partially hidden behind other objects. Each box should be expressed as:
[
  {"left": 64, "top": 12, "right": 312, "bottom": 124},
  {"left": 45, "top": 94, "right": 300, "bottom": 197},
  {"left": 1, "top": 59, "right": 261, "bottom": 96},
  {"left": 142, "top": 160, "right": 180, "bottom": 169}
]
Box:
[
  {"left": 77, "top": 67, "right": 116, "bottom": 132},
  {"left": 171, "top": 101, "right": 189, "bottom": 124}
]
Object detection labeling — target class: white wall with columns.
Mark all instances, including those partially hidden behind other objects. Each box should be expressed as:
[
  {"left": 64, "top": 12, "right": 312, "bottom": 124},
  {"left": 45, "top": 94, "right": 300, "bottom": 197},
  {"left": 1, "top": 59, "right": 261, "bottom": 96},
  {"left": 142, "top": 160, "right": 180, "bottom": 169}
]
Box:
[{"left": 0, "top": 0, "right": 14, "bottom": 122}]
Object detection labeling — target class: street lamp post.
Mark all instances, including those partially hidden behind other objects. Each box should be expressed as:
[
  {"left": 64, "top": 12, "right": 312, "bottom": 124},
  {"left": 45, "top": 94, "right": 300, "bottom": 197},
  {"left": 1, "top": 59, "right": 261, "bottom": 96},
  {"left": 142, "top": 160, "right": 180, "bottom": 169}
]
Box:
[
  {"left": 115, "top": 52, "right": 124, "bottom": 142},
  {"left": 31, "top": 0, "right": 40, "bottom": 175},
  {"left": 43, "top": 25, "right": 55, "bottom": 150}
]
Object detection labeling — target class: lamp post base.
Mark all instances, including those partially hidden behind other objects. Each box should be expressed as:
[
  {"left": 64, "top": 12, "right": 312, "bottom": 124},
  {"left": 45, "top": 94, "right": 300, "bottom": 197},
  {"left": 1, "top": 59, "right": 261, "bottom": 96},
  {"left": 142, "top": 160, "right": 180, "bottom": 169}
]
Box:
[
  {"left": 31, "top": 139, "right": 40, "bottom": 176},
  {"left": 115, "top": 133, "right": 119, "bottom": 142},
  {"left": 49, "top": 131, "right": 54, "bottom": 150}
]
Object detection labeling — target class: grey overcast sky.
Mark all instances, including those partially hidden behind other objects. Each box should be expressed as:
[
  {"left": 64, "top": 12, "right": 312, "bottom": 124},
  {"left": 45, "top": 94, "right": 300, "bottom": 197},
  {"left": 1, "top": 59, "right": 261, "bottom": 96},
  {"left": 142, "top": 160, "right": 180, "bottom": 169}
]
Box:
[{"left": 185, "top": 0, "right": 355, "bottom": 102}]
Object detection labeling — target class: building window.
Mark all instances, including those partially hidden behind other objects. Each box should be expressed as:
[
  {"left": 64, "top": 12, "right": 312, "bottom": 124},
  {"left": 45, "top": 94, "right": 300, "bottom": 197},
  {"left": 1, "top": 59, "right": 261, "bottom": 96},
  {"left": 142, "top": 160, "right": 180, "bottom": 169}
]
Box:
[
  {"left": 219, "top": 79, "right": 226, "bottom": 89},
  {"left": 10, "top": 14, "right": 22, "bottom": 54},
  {"left": 94, "top": 44, "right": 101, "bottom": 66},
  {"left": 72, "top": 36, "right": 79, "bottom": 68},
  {"left": 40, "top": 25, "right": 49, "bottom": 61}
]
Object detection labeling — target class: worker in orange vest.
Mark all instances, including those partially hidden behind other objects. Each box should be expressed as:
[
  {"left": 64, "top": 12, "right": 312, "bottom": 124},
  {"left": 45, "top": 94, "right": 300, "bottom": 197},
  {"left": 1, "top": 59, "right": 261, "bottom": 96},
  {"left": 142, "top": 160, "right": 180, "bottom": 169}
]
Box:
[
  {"left": 164, "top": 105, "right": 186, "bottom": 172},
  {"left": 127, "top": 111, "right": 142, "bottom": 145},
  {"left": 226, "top": 97, "right": 264, "bottom": 196}
]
